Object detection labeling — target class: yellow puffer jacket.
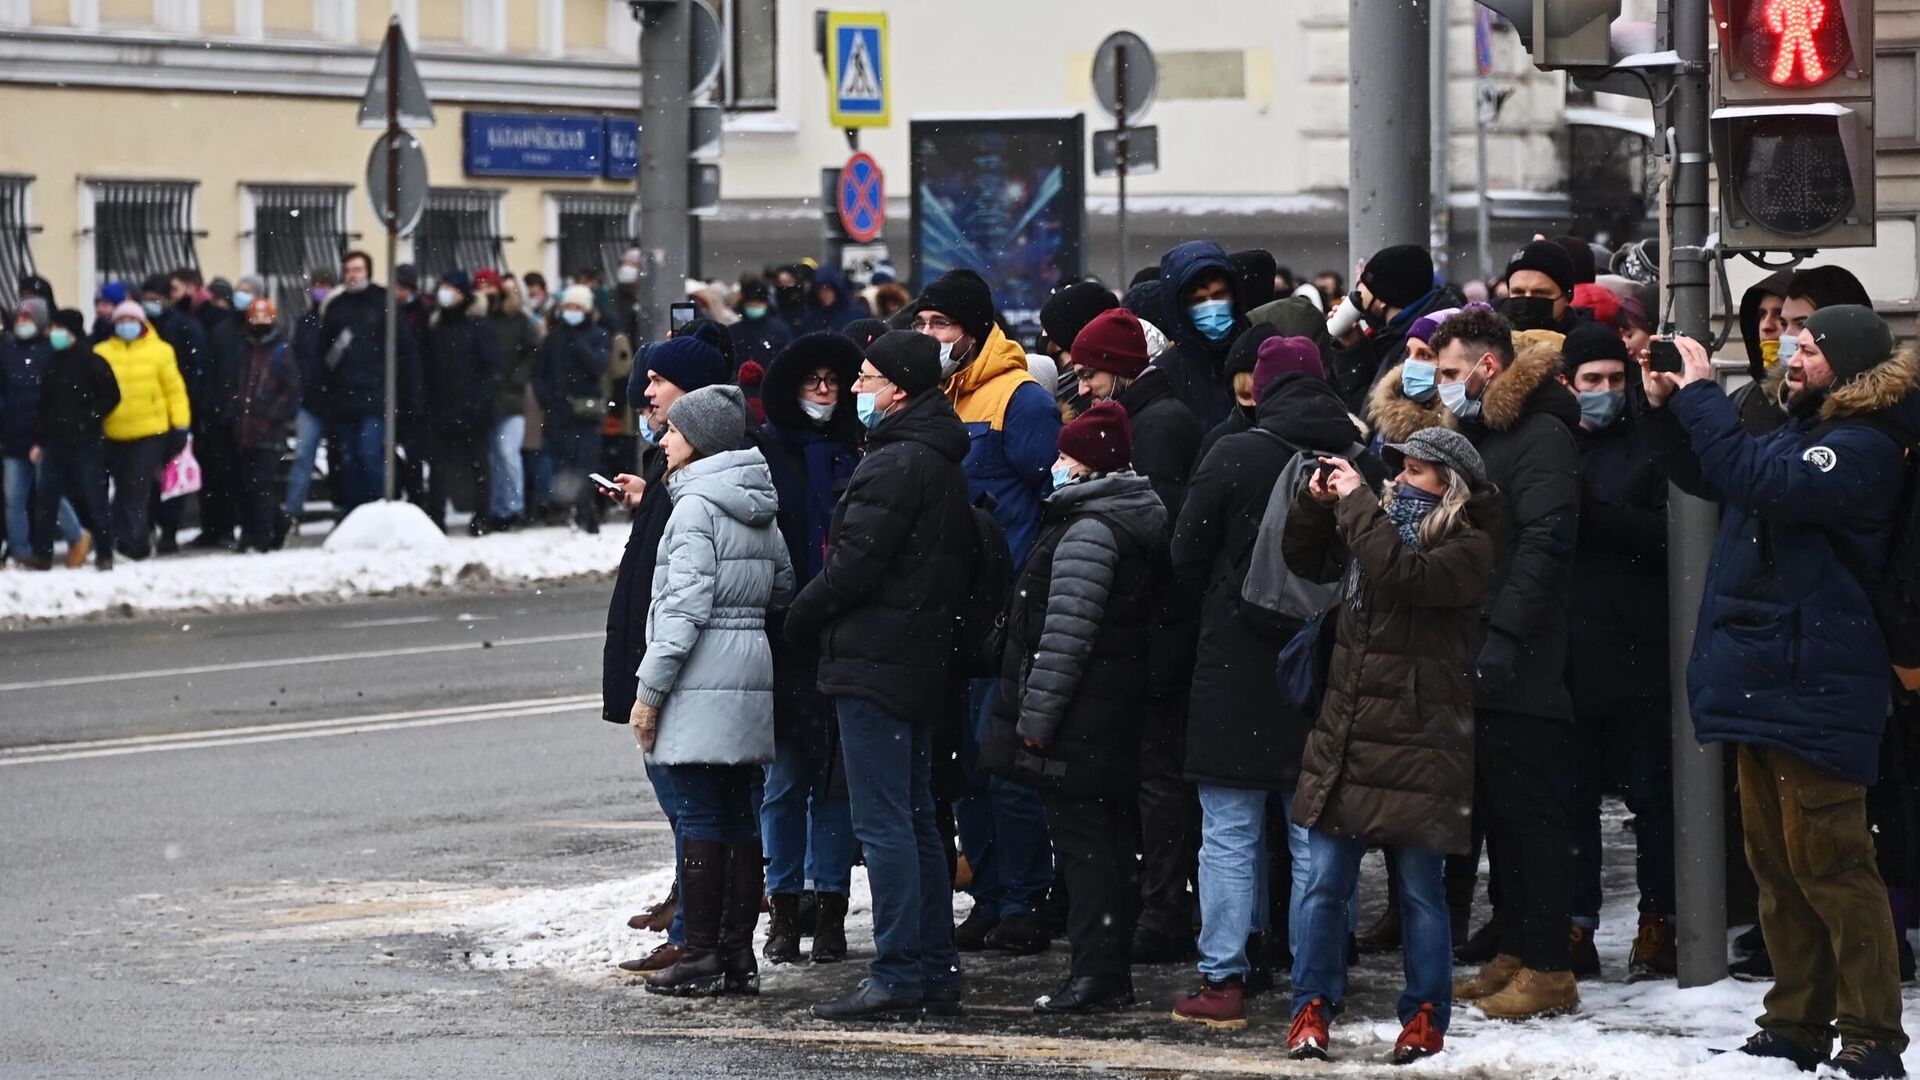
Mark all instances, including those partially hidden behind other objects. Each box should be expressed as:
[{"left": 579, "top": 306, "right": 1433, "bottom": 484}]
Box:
[{"left": 96, "top": 324, "right": 191, "bottom": 442}]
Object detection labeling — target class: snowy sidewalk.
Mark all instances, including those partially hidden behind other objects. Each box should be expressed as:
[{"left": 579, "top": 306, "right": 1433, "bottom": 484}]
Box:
[{"left": 0, "top": 511, "right": 625, "bottom": 623}]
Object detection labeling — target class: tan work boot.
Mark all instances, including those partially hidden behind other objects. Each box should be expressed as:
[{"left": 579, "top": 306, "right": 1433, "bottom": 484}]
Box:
[
  {"left": 1453, "top": 953, "right": 1522, "bottom": 1002},
  {"left": 1475, "top": 967, "right": 1579, "bottom": 1020},
  {"left": 65, "top": 530, "right": 92, "bottom": 569}
]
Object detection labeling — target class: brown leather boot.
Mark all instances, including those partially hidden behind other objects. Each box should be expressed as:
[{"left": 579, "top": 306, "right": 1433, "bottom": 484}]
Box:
[
  {"left": 1452, "top": 953, "right": 1522, "bottom": 1002},
  {"left": 1569, "top": 924, "right": 1600, "bottom": 978},
  {"left": 1628, "top": 912, "right": 1677, "bottom": 981},
  {"left": 1476, "top": 967, "right": 1579, "bottom": 1021}
]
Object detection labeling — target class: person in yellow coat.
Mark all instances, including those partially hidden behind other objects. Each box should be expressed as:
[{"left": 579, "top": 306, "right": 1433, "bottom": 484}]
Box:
[{"left": 95, "top": 299, "right": 189, "bottom": 560}]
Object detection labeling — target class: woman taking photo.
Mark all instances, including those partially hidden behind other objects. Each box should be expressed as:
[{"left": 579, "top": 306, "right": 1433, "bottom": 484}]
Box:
[
  {"left": 1278, "top": 427, "right": 1499, "bottom": 1066},
  {"left": 631, "top": 384, "right": 796, "bottom": 998}
]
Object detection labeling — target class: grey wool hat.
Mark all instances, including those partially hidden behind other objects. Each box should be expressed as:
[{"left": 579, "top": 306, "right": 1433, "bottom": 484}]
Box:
[
  {"left": 667, "top": 384, "right": 747, "bottom": 458},
  {"left": 1385, "top": 427, "right": 1488, "bottom": 490}
]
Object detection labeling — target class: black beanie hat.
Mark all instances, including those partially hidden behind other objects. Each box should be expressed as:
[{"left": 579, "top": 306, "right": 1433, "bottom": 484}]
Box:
[
  {"left": 914, "top": 269, "right": 996, "bottom": 342},
  {"left": 1040, "top": 281, "right": 1120, "bottom": 351},
  {"left": 1228, "top": 249, "right": 1279, "bottom": 310},
  {"left": 865, "top": 330, "right": 942, "bottom": 396},
  {"left": 1359, "top": 244, "right": 1434, "bottom": 310},
  {"left": 51, "top": 307, "right": 87, "bottom": 341},
  {"left": 1505, "top": 240, "right": 1577, "bottom": 298},
  {"left": 842, "top": 317, "right": 889, "bottom": 350},
  {"left": 1561, "top": 322, "right": 1629, "bottom": 376},
  {"left": 1552, "top": 235, "right": 1597, "bottom": 286},
  {"left": 1225, "top": 323, "right": 1282, "bottom": 380},
  {"left": 1806, "top": 305, "right": 1896, "bottom": 385}
]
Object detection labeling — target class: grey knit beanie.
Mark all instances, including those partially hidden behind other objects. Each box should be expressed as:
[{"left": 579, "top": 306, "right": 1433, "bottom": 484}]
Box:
[
  {"left": 666, "top": 384, "right": 747, "bottom": 458},
  {"left": 1386, "top": 427, "right": 1487, "bottom": 489}
]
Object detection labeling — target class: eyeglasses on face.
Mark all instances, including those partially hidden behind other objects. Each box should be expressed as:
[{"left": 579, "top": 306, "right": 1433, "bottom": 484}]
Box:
[
  {"left": 802, "top": 373, "right": 840, "bottom": 391},
  {"left": 912, "top": 316, "right": 958, "bottom": 333}
]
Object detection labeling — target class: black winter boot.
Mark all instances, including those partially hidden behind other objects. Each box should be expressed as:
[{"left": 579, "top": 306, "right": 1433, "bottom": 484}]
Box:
[
  {"left": 719, "top": 843, "right": 763, "bottom": 995},
  {"left": 645, "top": 840, "right": 727, "bottom": 997},
  {"left": 810, "top": 893, "right": 849, "bottom": 964},
  {"left": 764, "top": 894, "right": 803, "bottom": 964}
]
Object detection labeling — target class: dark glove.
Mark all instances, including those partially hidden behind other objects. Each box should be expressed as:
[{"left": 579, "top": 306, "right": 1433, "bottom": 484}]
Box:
[
  {"left": 164, "top": 427, "right": 189, "bottom": 457},
  {"left": 1475, "top": 629, "right": 1520, "bottom": 697},
  {"left": 783, "top": 609, "right": 819, "bottom": 649}
]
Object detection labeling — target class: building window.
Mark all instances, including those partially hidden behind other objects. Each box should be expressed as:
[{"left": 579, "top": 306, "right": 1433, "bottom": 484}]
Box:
[
  {"left": 87, "top": 179, "right": 200, "bottom": 291},
  {"left": 413, "top": 188, "right": 507, "bottom": 283},
  {"left": 722, "top": 0, "right": 776, "bottom": 110},
  {"left": 0, "top": 176, "right": 38, "bottom": 315},
  {"left": 550, "top": 192, "right": 635, "bottom": 284},
  {"left": 247, "top": 185, "right": 351, "bottom": 320}
]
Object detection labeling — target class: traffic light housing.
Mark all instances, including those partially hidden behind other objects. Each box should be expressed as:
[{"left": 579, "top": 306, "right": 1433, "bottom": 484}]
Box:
[
  {"left": 1478, "top": 0, "right": 1622, "bottom": 69},
  {"left": 1709, "top": 0, "right": 1876, "bottom": 250}
]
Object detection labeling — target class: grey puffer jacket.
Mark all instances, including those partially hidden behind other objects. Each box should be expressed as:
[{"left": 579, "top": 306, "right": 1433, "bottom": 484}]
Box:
[{"left": 638, "top": 447, "right": 797, "bottom": 767}]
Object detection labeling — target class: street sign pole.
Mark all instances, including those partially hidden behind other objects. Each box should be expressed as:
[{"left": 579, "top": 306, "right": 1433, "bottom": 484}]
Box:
[
  {"left": 636, "top": 0, "right": 691, "bottom": 346},
  {"left": 382, "top": 20, "right": 400, "bottom": 503},
  {"left": 1115, "top": 43, "right": 1129, "bottom": 288},
  {"left": 1348, "top": 0, "right": 1430, "bottom": 269}
]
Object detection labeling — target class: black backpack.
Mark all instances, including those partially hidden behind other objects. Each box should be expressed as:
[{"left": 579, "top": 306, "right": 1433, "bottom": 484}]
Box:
[{"left": 953, "top": 494, "right": 1014, "bottom": 678}]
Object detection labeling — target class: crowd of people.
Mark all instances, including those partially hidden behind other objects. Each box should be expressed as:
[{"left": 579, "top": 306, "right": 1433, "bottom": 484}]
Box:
[{"left": 594, "top": 235, "right": 1915, "bottom": 1078}]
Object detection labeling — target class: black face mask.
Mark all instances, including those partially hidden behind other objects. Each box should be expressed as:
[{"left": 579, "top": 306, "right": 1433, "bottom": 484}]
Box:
[
  {"left": 776, "top": 286, "right": 806, "bottom": 310},
  {"left": 1502, "top": 295, "right": 1559, "bottom": 332},
  {"left": 245, "top": 323, "right": 276, "bottom": 342}
]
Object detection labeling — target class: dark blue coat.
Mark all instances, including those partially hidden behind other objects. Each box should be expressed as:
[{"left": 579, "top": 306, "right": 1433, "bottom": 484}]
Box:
[
  {"left": 318, "top": 284, "right": 424, "bottom": 422},
  {"left": 0, "top": 334, "right": 55, "bottom": 457},
  {"left": 423, "top": 302, "right": 500, "bottom": 433},
  {"left": 1663, "top": 358, "right": 1920, "bottom": 785},
  {"left": 1151, "top": 241, "right": 1249, "bottom": 429},
  {"left": 1567, "top": 406, "right": 1669, "bottom": 717}
]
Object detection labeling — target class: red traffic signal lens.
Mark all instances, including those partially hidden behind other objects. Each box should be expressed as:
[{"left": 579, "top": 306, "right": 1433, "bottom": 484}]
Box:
[
  {"left": 1731, "top": 114, "right": 1856, "bottom": 237},
  {"left": 1731, "top": 0, "right": 1853, "bottom": 87}
]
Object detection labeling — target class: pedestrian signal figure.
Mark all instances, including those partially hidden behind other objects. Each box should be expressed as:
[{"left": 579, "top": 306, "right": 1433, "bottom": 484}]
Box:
[{"left": 1765, "top": 0, "right": 1828, "bottom": 85}]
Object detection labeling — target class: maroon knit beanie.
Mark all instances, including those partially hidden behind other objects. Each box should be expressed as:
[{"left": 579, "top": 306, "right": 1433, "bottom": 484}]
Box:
[
  {"left": 1070, "top": 308, "right": 1149, "bottom": 378},
  {"left": 1057, "top": 401, "right": 1132, "bottom": 474},
  {"left": 1253, "top": 335, "right": 1324, "bottom": 396}
]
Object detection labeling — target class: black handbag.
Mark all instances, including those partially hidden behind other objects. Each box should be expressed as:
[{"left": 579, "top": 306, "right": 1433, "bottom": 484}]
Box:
[{"left": 1275, "top": 603, "right": 1339, "bottom": 717}]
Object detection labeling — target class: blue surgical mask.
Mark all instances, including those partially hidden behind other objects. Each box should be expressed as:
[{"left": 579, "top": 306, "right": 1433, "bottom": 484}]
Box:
[
  {"left": 1778, "top": 334, "right": 1799, "bottom": 365},
  {"left": 639, "top": 421, "right": 660, "bottom": 447},
  {"left": 1189, "top": 299, "right": 1234, "bottom": 342},
  {"left": 12, "top": 322, "right": 35, "bottom": 340},
  {"left": 743, "top": 303, "right": 768, "bottom": 320},
  {"left": 1438, "top": 380, "right": 1482, "bottom": 420},
  {"left": 857, "top": 391, "right": 886, "bottom": 430},
  {"left": 1400, "top": 359, "right": 1437, "bottom": 402},
  {"left": 48, "top": 328, "right": 73, "bottom": 351},
  {"left": 141, "top": 300, "right": 165, "bottom": 319},
  {"left": 232, "top": 290, "right": 255, "bottom": 312},
  {"left": 1051, "top": 464, "right": 1074, "bottom": 490},
  {"left": 1578, "top": 389, "right": 1626, "bottom": 430},
  {"left": 560, "top": 308, "right": 586, "bottom": 327}
]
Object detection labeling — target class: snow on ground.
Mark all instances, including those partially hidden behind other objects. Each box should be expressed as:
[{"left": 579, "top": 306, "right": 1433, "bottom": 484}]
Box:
[{"left": 0, "top": 518, "right": 625, "bottom": 622}]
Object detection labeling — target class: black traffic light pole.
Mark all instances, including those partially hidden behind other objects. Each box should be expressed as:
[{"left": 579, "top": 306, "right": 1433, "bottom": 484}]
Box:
[{"left": 1663, "top": 0, "right": 1728, "bottom": 989}]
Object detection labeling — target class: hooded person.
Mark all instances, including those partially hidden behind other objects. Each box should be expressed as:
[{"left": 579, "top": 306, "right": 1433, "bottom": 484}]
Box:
[
  {"left": 1152, "top": 241, "right": 1250, "bottom": 429},
  {"left": 977, "top": 400, "right": 1171, "bottom": 1015},
  {"left": 1246, "top": 292, "right": 1336, "bottom": 371},
  {"left": 735, "top": 279, "right": 795, "bottom": 370},
  {"left": 1643, "top": 310, "right": 1919, "bottom": 1073},
  {"left": 1169, "top": 368, "right": 1385, "bottom": 1029},
  {"left": 30, "top": 307, "right": 118, "bottom": 570},
  {"left": 233, "top": 298, "right": 302, "bottom": 553},
  {"left": 909, "top": 268, "right": 1062, "bottom": 954},
  {"left": 1732, "top": 266, "right": 1877, "bottom": 444},
  {"left": 532, "top": 284, "right": 612, "bottom": 534},
  {"left": 1228, "top": 250, "right": 1280, "bottom": 312},
  {"left": 1328, "top": 244, "right": 1458, "bottom": 417},
  {"left": 756, "top": 331, "right": 866, "bottom": 965},
  {"left": 95, "top": 299, "right": 190, "bottom": 561},
  {"left": 1429, "top": 310, "right": 1585, "bottom": 1022},
  {"left": 422, "top": 270, "right": 502, "bottom": 534},
  {"left": 16, "top": 274, "right": 55, "bottom": 312},
  {"left": 798, "top": 267, "right": 864, "bottom": 336},
  {"left": 1554, "top": 322, "right": 1676, "bottom": 978}
]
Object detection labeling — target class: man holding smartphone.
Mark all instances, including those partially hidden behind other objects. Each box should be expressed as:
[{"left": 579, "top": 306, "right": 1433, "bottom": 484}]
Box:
[{"left": 1641, "top": 314, "right": 1915, "bottom": 1076}]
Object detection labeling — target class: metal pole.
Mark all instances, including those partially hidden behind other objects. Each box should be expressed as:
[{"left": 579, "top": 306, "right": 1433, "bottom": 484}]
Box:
[
  {"left": 382, "top": 22, "right": 399, "bottom": 503},
  {"left": 1348, "top": 0, "right": 1430, "bottom": 266},
  {"left": 1115, "top": 43, "right": 1129, "bottom": 289},
  {"left": 1429, "top": 0, "right": 1450, "bottom": 273},
  {"left": 1665, "top": 0, "right": 1727, "bottom": 988},
  {"left": 637, "top": 0, "right": 691, "bottom": 346}
]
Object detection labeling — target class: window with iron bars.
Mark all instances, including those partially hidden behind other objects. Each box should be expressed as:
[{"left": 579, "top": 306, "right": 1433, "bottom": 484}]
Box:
[
  {"left": 553, "top": 193, "right": 635, "bottom": 285},
  {"left": 248, "top": 185, "right": 352, "bottom": 324},
  {"left": 722, "top": 0, "right": 778, "bottom": 110},
  {"left": 0, "top": 176, "right": 37, "bottom": 316},
  {"left": 412, "top": 188, "right": 507, "bottom": 284},
  {"left": 89, "top": 180, "right": 200, "bottom": 290}
]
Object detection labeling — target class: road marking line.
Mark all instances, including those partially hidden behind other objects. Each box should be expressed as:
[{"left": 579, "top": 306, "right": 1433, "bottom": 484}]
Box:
[
  {"left": 529, "top": 819, "right": 674, "bottom": 832},
  {"left": 335, "top": 615, "right": 443, "bottom": 629},
  {"left": 0, "top": 698, "right": 599, "bottom": 766},
  {"left": 0, "top": 631, "right": 601, "bottom": 692}
]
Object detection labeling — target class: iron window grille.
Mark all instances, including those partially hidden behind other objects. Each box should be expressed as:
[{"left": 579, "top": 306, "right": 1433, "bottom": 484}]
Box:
[
  {"left": 0, "top": 176, "right": 38, "bottom": 315},
  {"left": 413, "top": 188, "right": 508, "bottom": 284},
  {"left": 248, "top": 185, "right": 352, "bottom": 322},
  {"left": 553, "top": 192, "right": 636, "bottom": 284},
  {"left": 89, "top": 180, "right": 200, "bottom": 290}
]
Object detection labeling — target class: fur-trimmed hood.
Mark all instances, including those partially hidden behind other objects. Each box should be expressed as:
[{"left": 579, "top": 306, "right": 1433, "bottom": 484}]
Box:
[
  {"left": 1367, "top": 362, "right": 1457, "bottom": 443},
  {"left": 1823, "top": 347, "right": 1920, "bottom": 423},
  {"left": 428, "top": 291, "right": 489, "bottom": 329},
  {"left": 1480, "top": 330, "right": 1580, "bottom": 434}
]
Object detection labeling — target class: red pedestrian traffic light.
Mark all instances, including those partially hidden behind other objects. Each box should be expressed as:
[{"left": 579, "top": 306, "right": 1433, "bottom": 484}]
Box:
[{"left": 1713, "top": 0, "right": 1870, "bottom": 98}]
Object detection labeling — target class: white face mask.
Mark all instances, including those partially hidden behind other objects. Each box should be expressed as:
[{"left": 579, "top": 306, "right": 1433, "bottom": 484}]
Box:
[
  {"left": 799, "top": 399, "right": 835, "bottom": 425},
  {"left": 436, "top": 287, "right": 461, "bottom": 309},
  {"left": 938, "top": 340, "right": 963, "bottom": 378},
  {"left": 617, "top": 264, "right": 640, "bottom": 285}
]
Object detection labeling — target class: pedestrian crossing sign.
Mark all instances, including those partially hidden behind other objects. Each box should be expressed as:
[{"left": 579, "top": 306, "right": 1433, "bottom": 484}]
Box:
[{"left": 827, "top": 12, "right": 888, "bottom": 128}]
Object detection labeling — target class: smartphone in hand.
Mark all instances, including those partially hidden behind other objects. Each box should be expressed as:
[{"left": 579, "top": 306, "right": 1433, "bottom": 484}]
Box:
[
  {"left": 1648, "top": 339, "right": 1685, "bottom": 375},
  {"left": 589, "top": 472, "right": 623, "bottom": 499}
]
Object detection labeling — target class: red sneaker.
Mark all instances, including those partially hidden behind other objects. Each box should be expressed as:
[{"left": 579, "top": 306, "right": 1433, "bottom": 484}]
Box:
[
  {"left": 1391, "top": 1002, "right": 1444, "bottom": 1066},
  {"left": 1170, "top": 976, "right": 1246, "bottom": 1031},
  {"left": 1287, "top": 997, "right": 1332, "bottom": 1061}
]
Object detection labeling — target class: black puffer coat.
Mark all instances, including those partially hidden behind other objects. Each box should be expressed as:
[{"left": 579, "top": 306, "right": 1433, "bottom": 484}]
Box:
[
  {"left": 1172, "top": 374, "right": 1381, "bottom": 791},
  {"left": 1568, "top": 408, "right": 1669, "bottom": 718},
  {"left": 784, "top": 389, "right": 973, "bottom": 724},
  {"left": 981, "top": 472, "right": 1168, "bottom": 796},
  {"left": 1116, "top": 366, "right": 1202, "bottom": 522},
  {"left": 1459, "top": 332, "right": 1583, "bottom": 721},
  {"left": 602, "top": 448, "right": 671, "bottom": 723},
  {"left": 425, "top": 297, "right": 500, "bottom": 432}
]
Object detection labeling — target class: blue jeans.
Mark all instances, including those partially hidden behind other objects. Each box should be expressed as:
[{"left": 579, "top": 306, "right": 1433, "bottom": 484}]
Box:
[
  {"left": 837, "top": 695, "right": 960, "bottom": 999},
  {"left": 1196, "top": 785, "right": 1275, "bottom": 981},
  {"left": 762, "top": 734, "right": 854, "bottom": 896},
  {"left": 336, "top": 415, "right": 386, "bottom": 511},
  {"left": 954, "top": 678, "right": 1053, "bottom": 920},
  {"left": 1291, "top": 831, "right": 1452, "bottom": 1031},
  {"left": 645, "top": 756, "right": 686, "bottom": 946},
  {"left": 3, "top": 456, "right": 80, "bottom": 561},
  {"left": 488, "top": 415, "right": 526, "bottom": 519},
  {"left": 660, "top": 762, "right": 760, "bottom": 846},
  {"left": 282, "top": 408, "right": 325, "bottom": 518},
  {"left": 524, "top": 449, "right": 553, "bottom": 513}
]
